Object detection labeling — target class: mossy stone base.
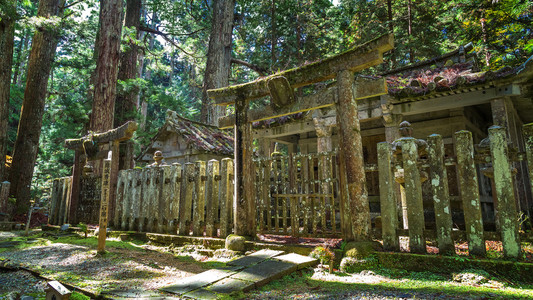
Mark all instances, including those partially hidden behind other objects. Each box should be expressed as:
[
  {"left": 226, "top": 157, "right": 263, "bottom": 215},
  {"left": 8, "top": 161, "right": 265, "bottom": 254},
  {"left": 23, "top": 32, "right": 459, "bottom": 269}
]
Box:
[
  {"left": 344, "top": 241, "right": 381, "bottom": 259},
  {"left": 340, "top": 256, "right": 378, "bottom": 273},
  {"left": 226, "top": 234, "right": 246, "bottom": 252}
]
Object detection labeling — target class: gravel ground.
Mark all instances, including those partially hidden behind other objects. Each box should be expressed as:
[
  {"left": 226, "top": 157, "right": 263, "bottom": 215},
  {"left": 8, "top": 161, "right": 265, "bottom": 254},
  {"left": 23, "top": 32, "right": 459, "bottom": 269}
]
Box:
[{"left": 0, "top": 231, "right": 529, "bottom": 299}]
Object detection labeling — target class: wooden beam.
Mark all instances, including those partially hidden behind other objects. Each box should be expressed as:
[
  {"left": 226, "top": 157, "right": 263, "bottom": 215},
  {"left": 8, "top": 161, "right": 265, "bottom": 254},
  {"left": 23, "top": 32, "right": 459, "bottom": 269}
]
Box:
[
  {"left": 208, "top": 34, "right": 393, "bottom": 105},
  {"left": 65, "top": 121, "right": 138, "bottom": 149},
  {"left": 392, "top": 84, "right": 520, "bottom": 116},
  {"left": 220, "top": 80, "right": 386, "bottom": 129}
]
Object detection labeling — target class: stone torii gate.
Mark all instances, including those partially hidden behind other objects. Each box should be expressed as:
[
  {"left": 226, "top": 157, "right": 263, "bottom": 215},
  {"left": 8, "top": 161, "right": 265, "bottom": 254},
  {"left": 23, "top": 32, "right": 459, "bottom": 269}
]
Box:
[
  {"left": 65, "top": 121, "right": 137, "bottom": 252},
  {"left": 207, "top": 34, "right": 394, "bottom": 241}
]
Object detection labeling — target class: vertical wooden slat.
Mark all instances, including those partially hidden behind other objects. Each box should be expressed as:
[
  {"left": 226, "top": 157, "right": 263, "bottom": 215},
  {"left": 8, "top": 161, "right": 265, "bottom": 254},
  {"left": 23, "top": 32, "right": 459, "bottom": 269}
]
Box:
[
  {"left": 114, "top": 171, "right": 125, "bottom": 229},
  {"left": 219, "top": 158, "right": 233, "bottom": 237},
  {"left": 455, "top": 130, "right": 485, "bottom": 256},
  {"left": 169, "top": 163, "right": 182, "bottom": 234},
  {"left": 428, "top": 134, "right": 454, "bottom": 255},
  {"left": 57, "top": 178, "right": 66, "bottom": 225},
  {"left": 161, "top": 166, "right": 172, "bottom": 233},
  {"left": 49, "top": 179, "right": 59, "bottom": 225},
  {"left": 179, "top": 163, "right": 195, "bottom": 236},
  {"left": 318, "top": 154, "right": 327, "bottom": 231},
  {"left": 64, "top": 177, "right": 72, "bottom": 225},
  {"left": 328, "top": 153, "right": 336, "bottom": 233},
  {"left": 256, "top": 160, "right": 264, "bottom": 233},
  {"left": 401, "top": 138, "right": 426, "bottom": 254},
  {"left": 489, "top": 126, "right": 521, "bottom": 258},
  {"left": 523, "top": 123, "right": 533, "bottom": 218},
  {"left": 131, "top": 168, "right": 143, "bottom": 231},
  {"left": 377, "top": 142, "right": 399, "bottom": 251},
  {"left": 140, "top": 168, "right": 151, "bottom": 232},
  {"left": 264, "top": 158, "right": 272, "bottom": 232},
  {"left": 193, "top": 161, "right": 206, "bottom": 236},
  {"left": 281, "top": 156, "right": 288, "bottom": 234},
  {"left": 148, "top": 168, "right": 158, "bottom": 232},
  {"left": 289, "top": 153, "right": 298, "bottom": 236},
  {"left": 121, "top": 170, "right": 132, "bottom": 231},
  {"left": 310, "top": 156, "right": 319, "bottom": 234},
  {"left": 206, "top": 160, "right": 219, "bottom": 237},
  {"left": 272, "top": 156, "right": 280, "bottom": 233},
  {"left": 302, "top": 156, "right": 311, "bottom": 234}
]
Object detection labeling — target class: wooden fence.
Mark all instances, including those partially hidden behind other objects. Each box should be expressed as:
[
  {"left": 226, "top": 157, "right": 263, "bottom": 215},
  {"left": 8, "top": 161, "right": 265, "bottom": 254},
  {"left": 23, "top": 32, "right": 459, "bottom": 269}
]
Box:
[
  {"left": 378, "top": 125, "right": 531, "bottom": 258},
  {"left": 113, "top": 158, "right": 234, "bottom": 237},
  {"left": 253, "top": 152, "right": 344, "bottom": 237},
  {"left": 48, "top": 124, "right": 533, "bottom": 258},
  {"left": 49, "top": 177, "right": 72, "bottom": 226}
]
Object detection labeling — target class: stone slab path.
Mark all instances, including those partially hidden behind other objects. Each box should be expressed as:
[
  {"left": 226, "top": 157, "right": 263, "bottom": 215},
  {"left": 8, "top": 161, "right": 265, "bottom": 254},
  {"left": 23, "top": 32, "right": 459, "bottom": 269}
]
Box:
[{"left": 160, "top": 249, "right": 318, "bottom": 299}]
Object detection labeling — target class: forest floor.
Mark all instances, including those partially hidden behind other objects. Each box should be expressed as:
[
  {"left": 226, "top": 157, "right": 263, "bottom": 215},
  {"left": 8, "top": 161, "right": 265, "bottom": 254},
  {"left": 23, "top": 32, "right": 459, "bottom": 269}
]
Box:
[{"left": 0, "top": 230, "right": 532, "bottom": 299}]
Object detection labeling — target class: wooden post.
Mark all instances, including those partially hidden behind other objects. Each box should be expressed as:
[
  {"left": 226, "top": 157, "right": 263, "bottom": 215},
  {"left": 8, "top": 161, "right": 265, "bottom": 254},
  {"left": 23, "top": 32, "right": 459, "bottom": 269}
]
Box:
[
  {"left": 489, "top": 126, "right": 521, "bottom": 258},
  {"left": 455, "top": 130, "right": 485, "bottom": 256},
  {"left": 108, "top": 141, "right": 120, "bottom": 227},
  {"left": 205, "top": 160, "right": 220, "bottom": 237},
  {"left": 49, "top": 180, "right": 59, "bottom": 225},
  {"left": 170, "top": 163, "right": 182, "bottom": 234},
  {"left": 428, "top": 134, "right": 454, "bottom": 255},
  {"left": 335, "top": 69, "right": 370, "bottom": 241},
  {"left": 234, "top": 96, "right": 255, "bottom": 237},
  {"left": 377, "top": 142, "right": 399, "bottom": 251},
  {"left": 401, "top": 138, "right": 426, "bottom": 254},
  {"left": 193, "top": 161, "right": 206, "bottom": 236},
  {"left": 139, "top": 168, "right": 150, "bottom": 232},
  {"left": 289, "top": 153, "right": 298, "bottom": 236},
  {"left": 130, "top": 168, "right": 142, "bottom": 231},
  {"left": 121, "top": 170, "right": 132, "bottom": 230},
  {"left": 179, "top": 163, "right": 195, "bottom": 236},
  {"left": 160, "top": 166, "right": 172, "bottom": 233},
  {"left": 220, "top": 158, "right": 233, "bottom": 237},
  {"left": 97, "top": 158, "right": 111, "bottom": 253},
  {"left": 114, "top": 170, "right": 125, "bottom": 229},
  {"left": 68, "top": 149, "right": 82, "bottom": 224},
  {"left": 524, "top": 123, "right": 533, "bottom": 213}
]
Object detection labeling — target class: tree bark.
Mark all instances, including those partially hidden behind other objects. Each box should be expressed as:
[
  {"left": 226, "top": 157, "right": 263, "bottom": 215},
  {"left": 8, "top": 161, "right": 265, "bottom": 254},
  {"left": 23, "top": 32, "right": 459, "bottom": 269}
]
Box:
[
  {"left": 89, "top": 0, "right": 124, "bottom": 133},
  {"left": 9, "top": 0, "right": 64, "bottom": 214},
  {"left": 0, "top": 0, "right": 16, "bottom": 181},
  {"left": 270, "top": 0, "right": 276, "bottom": 72},
  {"left": 114, "top": 0, "right": 141, "bottom": 170},
  {"left": 200, "top": 0, "right": 235, "bottom": 126}
]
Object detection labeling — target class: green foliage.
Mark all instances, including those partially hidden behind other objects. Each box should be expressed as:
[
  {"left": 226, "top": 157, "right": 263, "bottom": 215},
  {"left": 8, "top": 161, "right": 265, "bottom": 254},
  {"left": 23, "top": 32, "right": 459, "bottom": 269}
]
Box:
[{"left": 310, "top": 246, "right": 334, "bottom": 264}]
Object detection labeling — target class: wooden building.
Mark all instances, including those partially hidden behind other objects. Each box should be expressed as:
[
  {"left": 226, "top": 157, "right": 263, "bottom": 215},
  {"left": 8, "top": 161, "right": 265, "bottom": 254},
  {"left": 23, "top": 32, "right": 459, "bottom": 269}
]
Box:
[{"left": 138, "top": 110, "right": 234, "bottom": 165}]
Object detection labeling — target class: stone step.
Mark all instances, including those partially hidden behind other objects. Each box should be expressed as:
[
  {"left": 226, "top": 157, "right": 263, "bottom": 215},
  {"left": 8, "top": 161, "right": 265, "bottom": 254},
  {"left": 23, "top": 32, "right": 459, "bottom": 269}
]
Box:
[{"left": 160, "top": 250, "right": 318, "bottom": 299}]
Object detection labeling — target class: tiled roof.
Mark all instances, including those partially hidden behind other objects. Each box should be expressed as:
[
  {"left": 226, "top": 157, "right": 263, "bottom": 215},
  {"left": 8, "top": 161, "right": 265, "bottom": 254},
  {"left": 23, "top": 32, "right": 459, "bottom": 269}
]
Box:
[
  {"left": 138, "top": 111, "right": 234, "bottom": 161},
  {"left": 165, "top": 111, "right": 234, "bottom": 155}
]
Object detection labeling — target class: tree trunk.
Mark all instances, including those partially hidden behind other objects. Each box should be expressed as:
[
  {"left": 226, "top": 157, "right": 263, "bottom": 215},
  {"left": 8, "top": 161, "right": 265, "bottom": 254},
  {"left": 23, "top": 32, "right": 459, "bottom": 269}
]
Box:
[
  {"left": 114, "top": 0, "right": 141, "bottom": 170},
  {"left": 9, "top": 0, "right": 64, "bottom": 214},
  {"left": 387, "top": 0, "right": 395, "bottom": 68},
  {"left": 408, "top": 0, "right": 414, "bottom": 63},
  {"left": 0, "top": 0, "right": 16, "bottom": 181},
  {"left": 270, "top": 0, "right": 276, "bottom": 72},
  {"left": 89, "top": 0, "right": 124, "bottom": 133},
  {"left": 114, "top": 0, "right": 141, "bottom": 128},
  {"left": 11, "top": 28, "right": 29, "bottom": 87},
  {"left": 200, "top": 0, "right": 235, "bottom": 126}
]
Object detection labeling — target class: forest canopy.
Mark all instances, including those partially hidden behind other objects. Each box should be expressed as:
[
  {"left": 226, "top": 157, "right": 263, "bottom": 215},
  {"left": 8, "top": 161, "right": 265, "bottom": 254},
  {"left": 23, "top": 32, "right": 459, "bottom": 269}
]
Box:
[{"left": 0, "top": 0, "right": 531, "bottom": 208}]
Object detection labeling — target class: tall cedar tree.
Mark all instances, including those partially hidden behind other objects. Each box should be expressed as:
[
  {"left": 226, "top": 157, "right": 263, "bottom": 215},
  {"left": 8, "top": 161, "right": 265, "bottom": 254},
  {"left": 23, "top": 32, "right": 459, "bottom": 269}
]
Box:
[
  {"left": 0, "top": 0, "right": 16, "bottom": 181},
  {"left": 9, "top": 0, "right": 64, "bottom": 214},
  {"left": 114, "top": 0, "right": 141, "bottom": 169},
  {"left": 200, "top": 0, "right": 235, "bottom": 126},
  {"left": 90, "top": 0, "right": 124, "bottom": 133}
]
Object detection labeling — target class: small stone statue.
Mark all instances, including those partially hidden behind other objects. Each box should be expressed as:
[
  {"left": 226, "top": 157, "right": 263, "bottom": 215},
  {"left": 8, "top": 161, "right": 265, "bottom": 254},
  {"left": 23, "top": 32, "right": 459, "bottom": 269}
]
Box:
[
  {"left": 392, "top": 121, "right": 428, "bottom": 157},
  {"left": 149, "top": 150, "right": 167, "bottom": 167}
]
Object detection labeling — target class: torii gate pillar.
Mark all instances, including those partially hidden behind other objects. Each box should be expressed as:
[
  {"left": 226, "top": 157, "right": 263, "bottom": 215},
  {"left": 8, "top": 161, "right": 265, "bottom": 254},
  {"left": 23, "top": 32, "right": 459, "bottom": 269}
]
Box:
[{"left": 336, "top": 70, "right": 371, "bottom": 241}]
